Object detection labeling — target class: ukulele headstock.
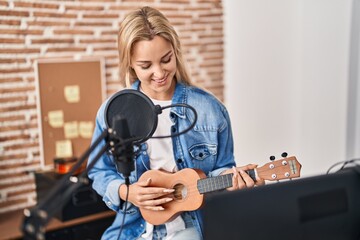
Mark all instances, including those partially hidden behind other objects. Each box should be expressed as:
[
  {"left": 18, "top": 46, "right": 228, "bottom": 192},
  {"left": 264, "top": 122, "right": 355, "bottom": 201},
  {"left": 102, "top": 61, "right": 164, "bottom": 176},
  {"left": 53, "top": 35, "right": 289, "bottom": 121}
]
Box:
[{"left": 257, "top": 153, "right": 302, "bottom": 181}]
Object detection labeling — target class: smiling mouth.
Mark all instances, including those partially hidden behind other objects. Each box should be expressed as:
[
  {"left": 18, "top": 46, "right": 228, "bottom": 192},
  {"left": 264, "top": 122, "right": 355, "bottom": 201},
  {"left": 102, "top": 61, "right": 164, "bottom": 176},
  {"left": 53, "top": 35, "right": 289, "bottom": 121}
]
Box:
[{"left": 153, "top": 74, "right": 168, "bottom": 84}]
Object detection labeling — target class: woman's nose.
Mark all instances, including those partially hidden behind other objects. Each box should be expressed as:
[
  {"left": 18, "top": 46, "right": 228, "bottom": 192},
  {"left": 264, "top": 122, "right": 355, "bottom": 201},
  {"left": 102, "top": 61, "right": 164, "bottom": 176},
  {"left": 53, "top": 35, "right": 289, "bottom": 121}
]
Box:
[{"left": 153, "top": 64, "right": 164, "bottom": 79}]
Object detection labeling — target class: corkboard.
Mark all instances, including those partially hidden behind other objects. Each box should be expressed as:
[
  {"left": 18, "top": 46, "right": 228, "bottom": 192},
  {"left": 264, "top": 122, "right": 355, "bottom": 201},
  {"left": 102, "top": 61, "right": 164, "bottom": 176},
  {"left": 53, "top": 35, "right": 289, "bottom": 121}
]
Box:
[{"left": 35, "top": 58, "right": 106, "bottom": 168}]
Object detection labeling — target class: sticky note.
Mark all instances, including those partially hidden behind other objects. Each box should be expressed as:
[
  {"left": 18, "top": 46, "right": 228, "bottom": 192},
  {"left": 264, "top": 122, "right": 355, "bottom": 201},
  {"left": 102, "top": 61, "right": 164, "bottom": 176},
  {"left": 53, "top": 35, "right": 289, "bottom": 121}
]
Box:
[
  {"left": 79, "top": 121, "right": 94, "bottom": 138},
  {"left": 64, "top": 85, "right": 80, "bottom": 103},
  {"left": 64, "top": 121, "right": 79, "bottom": 139},
  {"left": 55, "top": 140, "right": 73, "bottom": 158},
  {"left": 48, "top": 110, "right": 64, "bottom": 128}
]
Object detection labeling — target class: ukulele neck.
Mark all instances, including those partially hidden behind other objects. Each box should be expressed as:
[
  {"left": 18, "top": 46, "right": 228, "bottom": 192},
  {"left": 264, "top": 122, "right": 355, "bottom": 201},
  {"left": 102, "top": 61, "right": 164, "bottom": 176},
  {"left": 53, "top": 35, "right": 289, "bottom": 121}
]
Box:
[{"left": 197, "top": 169, "right": 256, "bottom": 194}]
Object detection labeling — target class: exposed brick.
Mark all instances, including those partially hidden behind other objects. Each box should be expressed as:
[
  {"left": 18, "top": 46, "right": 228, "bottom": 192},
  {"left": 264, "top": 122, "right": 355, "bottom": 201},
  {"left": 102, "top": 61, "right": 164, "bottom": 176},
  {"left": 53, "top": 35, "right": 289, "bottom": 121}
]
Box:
[
  {"left": 0, "top": 0, "right": 224, "bottom": 216},
  {"left": 0, "top": 115, "right": 25, "bottom": 123},
  {"left": 0, "top": 29, "right": 43, "bottom": 36},
  {"left": 27, "top": 21, "right": 71, "bottom": 27},
  {"left": 198, "top": 0, "right": 222, "bottom": 2},
  {"left": 31, "top": 38, "right": 74, "bottom": 44},
  {"left": 77, "top": 0, "right": 116, "bottom": 2},
  {"left": 79, "top": 38, "right": 116, "bottom": 44},
  {"left": 160, "top": 0, "right": 190, "bottom": 3},
  {"left": 0, "top": 133, "right": 32, "bottom": 142},
  {"left": 0, "top": 154, "right": 27, "bottom": 162},
  {"left": 0, "top": 104, "right": 36, "bottom": 113},
  {"left": 0, "top": 181, "right": 33, "bottom": 191},
  {"left": 74, "top": 21, "right": 113, "bottom": 27},
  {"left": 0, "top": 48, "right": 40, "bottom": 54},
  {"left": 0, "top": 10, "right": 29, "bottom": 17},
  {"left": 0, "top": 153, "right": 39, "bottom": 166},
  {"left": 53, "top": 29, "right": 94, "bottom": 35},
  {"left": 110, "top": 5, "right": 145, "bottom": 11},
  {"left": 14, "top": 2, "right": 59, "bottom": 9},
  {"left": 0, "top": 68, "right": 33, "bottom": 74},
  {"left": 0, "top": 1, "right": 8, "bottom": 7},
  {"left": 33, "top": 11, "right": 77, "bottom": 18},
  {"left": 199, "top": 33, "right": 223, "bottom": 39},
  {"left": 82, "top": 13, "right": 119, "bottom": 19},
  {"left": 24, "top": 77, "right": 35, "bottom": 83},
  {"left": 7, "top": 188, "right": 36, "bottom": 198},
  {"left": 93, "top": 46, "right": 117, "bottom": 52},
  {"left": 101, "top": 30, "right": 118, "bottom": 35},
  {"left": 199, "top": 62, "right": 223, "bottom": 68},
  {"left": 0, "top": 38, "right": 25, "bottom": 44},
  {"left": 65, "top": 5, "right": 105, "bottom": 11},
  {"left": 0, "top": 95, "right": 27, "bottom": 103},
  {"left": 0, "top": 199, "right": 28, "bottom": 209},
  {"left": 183, "top": 6, "right": 212, "bottom": 11},
  {"left": 122, "top": 0, "right": 155, "bottom": 2},
  {"left": 199, "top": 12, "right": 223, "bottom": 18},
  {"left": 105, "top": 63, "right": 118, "bottom": 69},
  {"left": 0, "top": 19, "right": 21, "bottom": 26},
  {"left": 0, "top": 58, "right": 26, "bottom": 64},
  {"left": 0, "top": 86, "right": 35, "bottom": 94}
]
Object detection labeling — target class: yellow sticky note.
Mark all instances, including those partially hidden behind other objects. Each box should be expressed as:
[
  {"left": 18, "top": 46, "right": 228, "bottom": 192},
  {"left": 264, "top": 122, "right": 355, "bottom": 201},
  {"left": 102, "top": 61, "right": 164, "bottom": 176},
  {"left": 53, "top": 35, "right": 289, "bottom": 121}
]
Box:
[
  {"left": 48, "top": 110, "right": 64, "bottom": 128},
  {"left": 79, "top": 121, "right": 94, "bottom": 138},
  {"left": 64, "top": 121, "right": 79, "bottom": 139},
  {"left": 55, "top": 140, "right": 73, "bottom": 158},
  {"left": 64, "top": 85, "right": 80, "bottom": 103}
]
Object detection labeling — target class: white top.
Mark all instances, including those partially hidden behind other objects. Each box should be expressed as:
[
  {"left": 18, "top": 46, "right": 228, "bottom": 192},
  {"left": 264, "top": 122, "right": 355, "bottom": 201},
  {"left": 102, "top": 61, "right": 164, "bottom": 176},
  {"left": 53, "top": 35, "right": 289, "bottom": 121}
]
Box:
[
  {"left": 146, "top": 99, "right": 176, "bottom": 172},
  {"left": 141, "top": 98, "right": 185, "bottom": 240}
]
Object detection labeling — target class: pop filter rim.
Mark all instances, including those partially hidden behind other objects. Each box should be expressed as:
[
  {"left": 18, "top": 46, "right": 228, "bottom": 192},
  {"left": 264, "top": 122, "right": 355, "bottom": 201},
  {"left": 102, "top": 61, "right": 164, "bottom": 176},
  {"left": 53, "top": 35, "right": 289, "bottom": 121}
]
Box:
[{"left": 104, "top": 89, "right": 158, "bottom": 144}]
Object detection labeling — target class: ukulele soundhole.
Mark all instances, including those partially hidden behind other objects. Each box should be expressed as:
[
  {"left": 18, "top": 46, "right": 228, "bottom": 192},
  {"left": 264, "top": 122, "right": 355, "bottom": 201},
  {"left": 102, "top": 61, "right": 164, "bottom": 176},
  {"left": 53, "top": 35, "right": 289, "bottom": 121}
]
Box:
[{"left": 173, "top": 183, "right": 187, "bottom": 200}]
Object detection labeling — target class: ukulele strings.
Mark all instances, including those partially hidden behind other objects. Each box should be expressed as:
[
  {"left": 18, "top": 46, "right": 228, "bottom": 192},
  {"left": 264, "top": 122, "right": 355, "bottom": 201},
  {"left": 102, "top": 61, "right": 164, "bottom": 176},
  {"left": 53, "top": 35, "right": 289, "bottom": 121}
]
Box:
[{"left": 165, "top": 178, "right": 235, "bottom": 197}]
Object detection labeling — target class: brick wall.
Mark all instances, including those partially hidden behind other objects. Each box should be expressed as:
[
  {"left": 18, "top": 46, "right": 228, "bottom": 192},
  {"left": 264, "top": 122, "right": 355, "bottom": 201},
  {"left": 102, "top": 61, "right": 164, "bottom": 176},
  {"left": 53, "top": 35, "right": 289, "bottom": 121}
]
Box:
[{"left": 0, "top": 0, "right": 224, "bottom": 214}]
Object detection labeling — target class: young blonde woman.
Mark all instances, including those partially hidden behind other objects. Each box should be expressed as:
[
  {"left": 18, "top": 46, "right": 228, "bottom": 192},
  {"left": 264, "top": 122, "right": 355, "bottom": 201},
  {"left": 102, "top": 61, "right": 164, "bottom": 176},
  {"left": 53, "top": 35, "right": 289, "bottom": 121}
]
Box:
[{"left": 88, "top": 6, "right": 263, "bottom": 240}]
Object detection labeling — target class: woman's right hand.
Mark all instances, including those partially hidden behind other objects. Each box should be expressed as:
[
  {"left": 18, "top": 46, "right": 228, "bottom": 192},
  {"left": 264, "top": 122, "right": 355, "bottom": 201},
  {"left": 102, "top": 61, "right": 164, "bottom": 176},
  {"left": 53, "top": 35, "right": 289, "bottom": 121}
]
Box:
[{"left": 119, "top": 178, "right": 174, "bottom": 211}]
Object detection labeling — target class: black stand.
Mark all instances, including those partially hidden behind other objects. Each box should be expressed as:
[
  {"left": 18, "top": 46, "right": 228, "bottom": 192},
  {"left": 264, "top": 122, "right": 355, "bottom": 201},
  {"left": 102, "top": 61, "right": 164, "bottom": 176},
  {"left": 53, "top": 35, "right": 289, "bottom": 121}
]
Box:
[{"left": 21, "top": 126, "right": 131, "bottom": 240}]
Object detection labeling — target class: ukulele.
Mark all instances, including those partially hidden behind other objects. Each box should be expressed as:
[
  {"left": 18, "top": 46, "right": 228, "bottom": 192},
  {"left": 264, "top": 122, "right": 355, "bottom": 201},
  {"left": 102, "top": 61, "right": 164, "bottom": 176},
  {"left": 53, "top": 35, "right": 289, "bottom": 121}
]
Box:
[{"left": 139, "top": 155, "right": 301, "bottom": 225}]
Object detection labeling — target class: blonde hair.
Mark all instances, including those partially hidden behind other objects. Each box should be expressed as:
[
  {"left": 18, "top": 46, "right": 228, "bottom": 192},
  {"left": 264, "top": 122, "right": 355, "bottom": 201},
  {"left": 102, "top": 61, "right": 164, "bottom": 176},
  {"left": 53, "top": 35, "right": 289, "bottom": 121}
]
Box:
[{"left": 118, "top": 6, "right": 192, "bottom": 87}]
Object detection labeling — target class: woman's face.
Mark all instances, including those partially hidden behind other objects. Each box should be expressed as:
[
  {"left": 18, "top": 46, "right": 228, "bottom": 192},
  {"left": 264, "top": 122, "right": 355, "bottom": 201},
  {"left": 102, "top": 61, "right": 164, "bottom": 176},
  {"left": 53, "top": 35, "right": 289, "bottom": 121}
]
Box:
[{"left": 131, "top": 35, "right": 177, "bottom": 100}]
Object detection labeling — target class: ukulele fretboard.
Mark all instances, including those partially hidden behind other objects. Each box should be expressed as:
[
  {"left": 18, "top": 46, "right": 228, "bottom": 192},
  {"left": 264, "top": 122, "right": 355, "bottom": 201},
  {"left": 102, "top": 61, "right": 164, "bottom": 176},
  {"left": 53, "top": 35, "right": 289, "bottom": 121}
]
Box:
[{"left": 197, "top": 169, "right": 256, "bottom": 194}]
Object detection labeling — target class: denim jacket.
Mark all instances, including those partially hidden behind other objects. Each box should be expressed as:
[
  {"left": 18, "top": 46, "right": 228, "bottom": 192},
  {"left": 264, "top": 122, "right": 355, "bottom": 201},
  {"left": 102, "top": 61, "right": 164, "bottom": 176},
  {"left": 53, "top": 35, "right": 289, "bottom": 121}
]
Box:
[{"left": 87, "top": 80, "right": 236, "bottom": 239}]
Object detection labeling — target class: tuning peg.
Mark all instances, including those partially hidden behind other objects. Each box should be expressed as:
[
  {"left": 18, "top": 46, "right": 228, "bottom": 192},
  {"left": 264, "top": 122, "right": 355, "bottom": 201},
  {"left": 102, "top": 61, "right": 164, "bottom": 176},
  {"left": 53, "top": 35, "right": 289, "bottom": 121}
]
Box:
[
  {"left": 281, "top": 152, "right": 288, "bottom": 158},
  {"left": 269, "top": 156, "right": 275, "bottom": 161}
]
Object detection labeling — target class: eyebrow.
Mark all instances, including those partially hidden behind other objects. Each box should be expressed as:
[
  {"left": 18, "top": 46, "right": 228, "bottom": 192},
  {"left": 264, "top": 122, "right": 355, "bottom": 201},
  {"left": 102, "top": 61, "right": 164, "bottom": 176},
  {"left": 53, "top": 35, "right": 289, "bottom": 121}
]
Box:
[{"left": 136, "top": 50, "right": 172, "bottom": 63}]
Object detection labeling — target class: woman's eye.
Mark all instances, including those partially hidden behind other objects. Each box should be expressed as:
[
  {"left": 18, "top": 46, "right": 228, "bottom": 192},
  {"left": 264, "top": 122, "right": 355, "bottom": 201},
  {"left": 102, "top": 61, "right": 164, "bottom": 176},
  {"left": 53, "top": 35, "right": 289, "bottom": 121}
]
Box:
[
  {"left": 141, "top": 65, "right": 151, "bottom": 70},
  {"left": 162, "top": 56, "right": 171, "bottom": 63}
]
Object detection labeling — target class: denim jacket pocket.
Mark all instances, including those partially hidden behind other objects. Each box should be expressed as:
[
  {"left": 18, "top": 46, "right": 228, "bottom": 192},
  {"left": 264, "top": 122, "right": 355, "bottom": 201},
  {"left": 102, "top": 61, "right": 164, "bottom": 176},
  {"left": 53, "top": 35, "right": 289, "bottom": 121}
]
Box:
[{"left": 189, "top": 143, "right": 217, "bottom": 160}]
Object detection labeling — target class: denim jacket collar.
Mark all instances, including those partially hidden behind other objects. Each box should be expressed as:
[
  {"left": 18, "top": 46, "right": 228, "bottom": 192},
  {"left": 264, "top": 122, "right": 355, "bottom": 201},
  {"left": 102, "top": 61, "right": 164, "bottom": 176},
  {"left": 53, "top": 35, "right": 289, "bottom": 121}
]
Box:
[{"left": 131, "top": 80, "right": 187, "bottom": 119}]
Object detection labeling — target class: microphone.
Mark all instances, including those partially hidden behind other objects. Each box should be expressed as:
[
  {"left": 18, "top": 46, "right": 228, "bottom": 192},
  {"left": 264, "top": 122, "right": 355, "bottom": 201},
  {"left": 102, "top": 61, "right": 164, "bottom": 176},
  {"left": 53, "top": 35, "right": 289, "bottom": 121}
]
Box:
[
  {"left": 104, "top": 89, "right": 197, "bottom": 177},
  {"left": 111, "top": 115, "right": 134, "bottom": 180},
  {"left": 105, "top": 89, "right": 160, "bottom": 144}
]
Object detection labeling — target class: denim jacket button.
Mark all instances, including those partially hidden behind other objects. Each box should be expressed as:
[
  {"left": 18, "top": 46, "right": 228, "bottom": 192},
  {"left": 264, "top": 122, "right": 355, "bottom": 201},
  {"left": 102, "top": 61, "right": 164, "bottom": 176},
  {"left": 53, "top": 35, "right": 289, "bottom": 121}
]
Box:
[
  {"left": 171, "top": 126, "right": 176, "bottom": 133},
  {"left": 177, "top": 159, "right": 182, "bottom": 163}
]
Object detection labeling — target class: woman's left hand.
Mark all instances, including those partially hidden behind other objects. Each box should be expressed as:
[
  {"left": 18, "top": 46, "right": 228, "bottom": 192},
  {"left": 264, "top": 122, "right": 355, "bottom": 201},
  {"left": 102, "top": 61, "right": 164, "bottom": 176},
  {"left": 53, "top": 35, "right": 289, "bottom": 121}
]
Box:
[{"left": 221, "top": 164, "right": 265, "bottom": 191}]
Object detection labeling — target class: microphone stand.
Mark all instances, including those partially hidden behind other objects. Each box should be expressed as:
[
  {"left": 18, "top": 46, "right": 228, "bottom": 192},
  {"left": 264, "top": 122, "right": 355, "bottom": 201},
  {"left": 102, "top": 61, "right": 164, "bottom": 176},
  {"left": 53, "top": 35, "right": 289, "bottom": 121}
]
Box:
[{"left": 21, "top": 127, "right": 126, "bottom": 240}]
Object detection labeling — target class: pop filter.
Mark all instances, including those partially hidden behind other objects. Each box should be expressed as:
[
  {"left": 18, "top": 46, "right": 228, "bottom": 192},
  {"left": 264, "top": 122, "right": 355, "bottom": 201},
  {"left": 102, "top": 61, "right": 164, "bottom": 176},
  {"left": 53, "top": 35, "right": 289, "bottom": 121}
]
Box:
[{"left": 105, "top": 89, "right": 159, "bottom": 144}]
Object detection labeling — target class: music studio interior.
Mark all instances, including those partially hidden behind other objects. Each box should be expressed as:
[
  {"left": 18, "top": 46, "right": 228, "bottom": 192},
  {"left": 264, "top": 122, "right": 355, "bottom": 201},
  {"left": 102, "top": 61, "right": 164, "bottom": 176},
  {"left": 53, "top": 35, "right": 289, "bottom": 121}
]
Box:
[{"left": 1, "top": 0, "right": 360, "bottom": 239}]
